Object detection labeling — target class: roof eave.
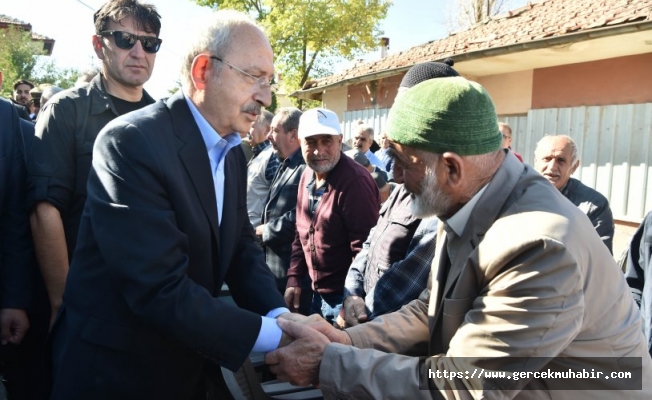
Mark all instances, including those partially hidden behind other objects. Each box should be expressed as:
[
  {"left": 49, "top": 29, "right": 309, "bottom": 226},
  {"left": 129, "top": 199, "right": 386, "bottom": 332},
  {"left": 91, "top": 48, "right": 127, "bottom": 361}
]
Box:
[{"left": 290, "top": 20, "right": 652, "bottom": 100}]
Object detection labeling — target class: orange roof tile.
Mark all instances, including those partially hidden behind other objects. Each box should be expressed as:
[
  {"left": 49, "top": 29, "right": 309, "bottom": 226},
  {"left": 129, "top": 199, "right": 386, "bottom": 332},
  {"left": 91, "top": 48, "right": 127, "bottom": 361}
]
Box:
[{"left": 311, "top": 0, "right": 652, "bottom": 89}]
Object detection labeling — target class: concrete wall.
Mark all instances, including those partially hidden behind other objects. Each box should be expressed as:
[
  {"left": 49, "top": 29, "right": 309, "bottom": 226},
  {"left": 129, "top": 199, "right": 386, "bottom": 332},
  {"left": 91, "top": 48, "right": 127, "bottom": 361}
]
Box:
[
  {"left": 532, "top": 53, "right": 652, "bottom": 109},
  {"left": 477, "top": 70, "right": 533, "bottom": 115},
  {"left": 321, "top": 86, "right": 348, "bottom": 120}
]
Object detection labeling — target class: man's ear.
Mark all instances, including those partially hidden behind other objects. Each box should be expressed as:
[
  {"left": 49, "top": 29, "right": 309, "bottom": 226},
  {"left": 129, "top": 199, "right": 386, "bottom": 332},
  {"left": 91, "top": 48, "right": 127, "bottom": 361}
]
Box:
[
  {"left": 441, "top": 152, "right": 465, "bottom": 188},
  {"left": 92, "top": 35, "right": 105, "bottom": 60},
  {"left": 190, "top": 54, "right": 212, "bottom": 91},
  {"left": 570, "top": 158, "right": 580, "bottom": 175}
]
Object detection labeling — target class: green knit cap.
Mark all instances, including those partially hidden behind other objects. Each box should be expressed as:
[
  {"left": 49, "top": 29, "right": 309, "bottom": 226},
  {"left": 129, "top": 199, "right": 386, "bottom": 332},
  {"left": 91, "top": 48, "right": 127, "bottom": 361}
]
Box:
[{"left": 387, "top": 76, "right": 502, "bottom": 156}]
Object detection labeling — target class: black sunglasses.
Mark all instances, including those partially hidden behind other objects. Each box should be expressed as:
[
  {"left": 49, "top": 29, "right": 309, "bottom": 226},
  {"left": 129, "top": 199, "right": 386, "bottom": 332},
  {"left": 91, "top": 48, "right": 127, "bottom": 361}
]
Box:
[{"left": 99, "top": 30, "right": 162, "bottom": 54}]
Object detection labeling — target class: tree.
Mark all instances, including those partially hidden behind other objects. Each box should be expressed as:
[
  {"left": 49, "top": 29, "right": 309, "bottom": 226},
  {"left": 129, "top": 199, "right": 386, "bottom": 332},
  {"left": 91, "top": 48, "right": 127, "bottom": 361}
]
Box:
[
  {"left": 0, "top": 26, "right": 82, "bottom": 98},
  {"left": 32, "top": 59, "right": 83, "bottom": 89},
  {"left": 0, "top": 26, "right": 44, "bottom": 97},
  {"left": 446, "top": 0, "right": 523, "bottom": 33},
  {"left": 194, "top": 0, "right": 391, "bottom": 108}
]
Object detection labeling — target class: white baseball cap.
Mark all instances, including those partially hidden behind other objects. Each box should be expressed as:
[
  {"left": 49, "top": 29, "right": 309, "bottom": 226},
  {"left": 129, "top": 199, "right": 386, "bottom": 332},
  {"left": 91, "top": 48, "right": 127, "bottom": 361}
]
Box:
[{"left": 298, "top": 108, "right": 342, "bottom": 138}]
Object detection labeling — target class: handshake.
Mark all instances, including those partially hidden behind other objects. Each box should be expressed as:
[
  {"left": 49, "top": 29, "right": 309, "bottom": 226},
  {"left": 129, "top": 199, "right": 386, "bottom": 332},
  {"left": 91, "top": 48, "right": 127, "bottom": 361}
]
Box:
[{"left": 265, "top": 313, "right": 352, "bottom": 387}]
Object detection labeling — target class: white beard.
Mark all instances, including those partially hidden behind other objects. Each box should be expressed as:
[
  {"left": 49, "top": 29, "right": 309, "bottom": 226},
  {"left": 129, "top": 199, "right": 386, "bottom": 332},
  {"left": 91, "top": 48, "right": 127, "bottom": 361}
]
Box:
[{"left": 410, "top": 166, "right": 453, "bottom": 218}]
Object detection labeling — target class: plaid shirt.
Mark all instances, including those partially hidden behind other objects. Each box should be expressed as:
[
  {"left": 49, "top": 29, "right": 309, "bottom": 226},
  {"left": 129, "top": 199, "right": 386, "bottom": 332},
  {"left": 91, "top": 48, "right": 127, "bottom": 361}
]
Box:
[
  {"left": 264, "top": 152, "right": 280, "bottom": 182},
  {"left": 251, "top": 139, "right": 270, "bottom": 158},
  {"left": 344, "top": 185, "right": 437, "bottom": 319}
]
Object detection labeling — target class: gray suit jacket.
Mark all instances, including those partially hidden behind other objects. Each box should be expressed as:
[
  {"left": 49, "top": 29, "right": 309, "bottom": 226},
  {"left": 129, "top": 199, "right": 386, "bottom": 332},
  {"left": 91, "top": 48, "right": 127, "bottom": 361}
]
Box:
[{"left": 319, "top": 151, "right": 651, "bottom": 399}]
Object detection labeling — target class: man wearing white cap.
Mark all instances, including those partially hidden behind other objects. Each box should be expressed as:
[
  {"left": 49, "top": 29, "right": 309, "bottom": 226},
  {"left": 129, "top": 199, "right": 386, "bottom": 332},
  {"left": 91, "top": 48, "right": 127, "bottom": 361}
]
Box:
[{"left": 285, "top": 108, "right": 380, "bottom": 323}]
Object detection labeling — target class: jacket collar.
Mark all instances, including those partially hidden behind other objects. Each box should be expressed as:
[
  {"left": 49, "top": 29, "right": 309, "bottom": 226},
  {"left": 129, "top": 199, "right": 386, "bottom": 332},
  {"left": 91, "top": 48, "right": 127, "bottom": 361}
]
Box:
[{"left": 88, "top": 73, "right": 155, "bottom": 116}]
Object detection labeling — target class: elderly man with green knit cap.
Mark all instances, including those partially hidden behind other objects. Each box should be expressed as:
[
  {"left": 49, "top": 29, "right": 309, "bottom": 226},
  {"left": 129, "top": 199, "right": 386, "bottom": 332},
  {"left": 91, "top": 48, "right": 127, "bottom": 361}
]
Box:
[{"left": 265, "top": 77, "right": 652, "bottom": 399}]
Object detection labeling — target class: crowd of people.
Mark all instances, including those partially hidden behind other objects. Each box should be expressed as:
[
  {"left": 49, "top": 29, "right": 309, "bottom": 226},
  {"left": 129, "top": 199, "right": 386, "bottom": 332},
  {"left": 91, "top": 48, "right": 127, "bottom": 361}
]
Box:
[{"left": 1, "top": 0, "right": 651, "bottom": 399}]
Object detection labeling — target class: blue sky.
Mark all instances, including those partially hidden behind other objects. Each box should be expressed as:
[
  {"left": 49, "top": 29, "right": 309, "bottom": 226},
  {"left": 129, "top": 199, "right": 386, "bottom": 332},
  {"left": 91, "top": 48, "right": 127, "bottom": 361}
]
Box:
[{"left": 2, "top": 0, "right": 447, "bottom": 99}]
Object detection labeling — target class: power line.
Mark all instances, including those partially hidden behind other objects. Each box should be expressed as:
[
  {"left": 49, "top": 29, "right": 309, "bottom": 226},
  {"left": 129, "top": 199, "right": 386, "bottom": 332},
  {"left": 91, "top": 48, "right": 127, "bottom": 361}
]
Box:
[{"left": 75, "top": 0, "right": 96, "bottom": 12}]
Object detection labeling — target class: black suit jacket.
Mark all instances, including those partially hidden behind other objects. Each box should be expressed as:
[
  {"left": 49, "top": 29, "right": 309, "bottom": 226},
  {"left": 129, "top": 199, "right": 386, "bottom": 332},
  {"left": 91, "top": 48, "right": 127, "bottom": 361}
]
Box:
[
  {"left": 0, "top": 98, "right": 32, "bottom": 310},
  {"left": 50, "top": 93, "right": 286, "bottom": 399},
  {"left": 261, "top": 148, "right": 305, "bottom": 282}
]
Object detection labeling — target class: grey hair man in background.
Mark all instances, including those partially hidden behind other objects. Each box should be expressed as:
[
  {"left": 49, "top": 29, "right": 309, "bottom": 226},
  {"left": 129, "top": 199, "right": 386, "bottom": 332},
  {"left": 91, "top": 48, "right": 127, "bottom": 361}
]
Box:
[{"left": 534, "top": 134, "right": 614, "bottom": 253}]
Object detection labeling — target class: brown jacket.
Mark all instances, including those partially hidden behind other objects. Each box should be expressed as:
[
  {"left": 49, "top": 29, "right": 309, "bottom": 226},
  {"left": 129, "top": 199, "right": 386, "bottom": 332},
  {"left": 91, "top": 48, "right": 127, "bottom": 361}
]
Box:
[{"left": 318, "top": 152, "right": 651, "bottom": 399}]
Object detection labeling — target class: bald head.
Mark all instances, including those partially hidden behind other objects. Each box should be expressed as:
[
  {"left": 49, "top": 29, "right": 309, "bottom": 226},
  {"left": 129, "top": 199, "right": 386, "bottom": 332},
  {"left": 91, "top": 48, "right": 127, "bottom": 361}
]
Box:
[{"left": 534, "top": 135, "right": 579, "bottom": 190}]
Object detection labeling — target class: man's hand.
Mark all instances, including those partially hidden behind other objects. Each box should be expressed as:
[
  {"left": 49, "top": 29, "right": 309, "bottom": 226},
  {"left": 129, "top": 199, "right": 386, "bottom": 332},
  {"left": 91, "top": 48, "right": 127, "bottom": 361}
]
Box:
[
  {"left": 305, "top": 318, "right": 352, "bottom": 345},
  {"left": 277, "top": 313, "right": 324, "bottom": 348},
  {"left": 278, "top": 312, "right": 323, "bottom": 324},
  {"left": 265, "top": 319, "right": 329, "bottom": 387},
  {"left": 284, "top": 287, "right": 302, "bottom": 312},
  {"left": 342, "top": 295, "right": 368, "bottom": 327},
  {"left": 0, "top": 308, "right": 30, "bottom": 345},
  {"left": 255, "top": 225, "right": 264, "bottom": 237}
]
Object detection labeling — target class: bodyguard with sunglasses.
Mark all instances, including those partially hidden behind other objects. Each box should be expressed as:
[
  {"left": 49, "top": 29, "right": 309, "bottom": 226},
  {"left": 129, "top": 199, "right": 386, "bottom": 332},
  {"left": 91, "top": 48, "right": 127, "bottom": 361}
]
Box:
[{"left": 28, "top": 0, "right": 160, "bottom": 330}]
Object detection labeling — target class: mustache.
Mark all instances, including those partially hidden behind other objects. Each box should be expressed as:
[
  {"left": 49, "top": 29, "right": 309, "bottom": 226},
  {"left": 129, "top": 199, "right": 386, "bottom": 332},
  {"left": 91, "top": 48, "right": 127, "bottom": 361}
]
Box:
[{"left": 241, "top": 103, "right": 261, "bottom": 115}]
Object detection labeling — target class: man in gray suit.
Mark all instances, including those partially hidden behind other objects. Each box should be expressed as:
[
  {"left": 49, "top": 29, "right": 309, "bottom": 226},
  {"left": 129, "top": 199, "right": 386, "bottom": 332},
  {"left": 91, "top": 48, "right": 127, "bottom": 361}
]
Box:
[
  {"left": 255, "top": 107, "right": 311, "bottom": 314},
  {"left": 265, "top": 77, "right": 651, "bottom": 399}
]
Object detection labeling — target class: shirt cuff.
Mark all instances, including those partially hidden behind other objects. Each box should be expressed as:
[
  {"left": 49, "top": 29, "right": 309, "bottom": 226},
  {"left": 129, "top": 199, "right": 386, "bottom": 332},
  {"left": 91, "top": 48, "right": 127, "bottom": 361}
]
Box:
[{"left": 251, "top": 307, "right": 291, "bottom": 353}]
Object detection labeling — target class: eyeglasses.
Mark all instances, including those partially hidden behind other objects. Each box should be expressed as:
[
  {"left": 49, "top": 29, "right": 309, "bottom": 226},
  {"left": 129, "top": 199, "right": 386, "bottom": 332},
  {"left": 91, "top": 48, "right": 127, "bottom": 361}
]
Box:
[
  {"left": 210, "top": 56, "right": 275, "bottom": 90},
  {"left": 99, "top": 30, "right": 162, "bottom": 54}
]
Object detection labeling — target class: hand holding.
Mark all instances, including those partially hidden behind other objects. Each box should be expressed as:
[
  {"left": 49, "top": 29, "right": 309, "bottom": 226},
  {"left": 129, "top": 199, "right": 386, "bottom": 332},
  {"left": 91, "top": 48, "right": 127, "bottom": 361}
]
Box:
[
  {"left": 306, "top": 318, "right": 352, "bottom": 346},
  {"left": 265, "top": 318, "right": 329, "bottom": 387},
  {"left": 278, "top": 312, "right": 323, "bottom": 324},
  {"left": 343, "top": 295, "right": 368, "bottom": 327},
  {"left": 277, "top": 313, "right": 324, "bottom": 348},
  {"left": 0, "top": 308, "right": 30, "bottom": 345}
]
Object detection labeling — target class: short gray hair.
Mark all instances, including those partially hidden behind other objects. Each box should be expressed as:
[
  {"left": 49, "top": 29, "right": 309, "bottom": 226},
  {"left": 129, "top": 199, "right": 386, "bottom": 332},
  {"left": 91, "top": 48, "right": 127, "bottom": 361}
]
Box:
[
  {"left": 258, "top": 109, "right": 274, "bottom": 126},
  {"left": 535, "top": 135, "right": 579, "bottom": 164},
  {"left": 275, "top": 107, "right": 302, "bottom": 133},
  {"left": 180, "top": 10, "right": 263, "bottom": 89},
  {"left": 356, "top": 123, "right": 374, "bottom": 138}
]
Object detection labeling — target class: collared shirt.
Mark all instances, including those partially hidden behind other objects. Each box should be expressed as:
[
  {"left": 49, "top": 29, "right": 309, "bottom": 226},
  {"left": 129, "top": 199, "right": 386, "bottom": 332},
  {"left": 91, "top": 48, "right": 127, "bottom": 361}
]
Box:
[
  {"left": 251, "top": 139, "right": 270, "bottom": 158},
  {"left": 306, "top": 175, "right": 327, "bottom": 217},
  {"left": 364, "top": 149, "right": 387, "bottom": 171},
  {"left": 374, "top": 147, "right": 394, "bottom": 172},
  {"left": 441, "top": 184, "right": 486, "bottom": 266},
  {"left": 264, "top": 152, "right": 280, "bottom": 182},
  {"left": 184, "top": 95, "right": 240, "bottom": 223},
  {"left": 183, "top": 93, "right": 287, "bottom": 352},
  {"left": 445, "top": 185, "right": 488, "bottom": 237},
  {"left": 344, "top": 148, "right": 387, "bottom": 172}
]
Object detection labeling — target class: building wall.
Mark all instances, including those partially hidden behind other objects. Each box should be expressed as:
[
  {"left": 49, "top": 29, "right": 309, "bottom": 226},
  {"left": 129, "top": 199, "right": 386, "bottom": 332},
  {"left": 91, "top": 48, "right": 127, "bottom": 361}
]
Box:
[
  {"left": 532, "top": 53, "right": 652, "bottom": 109},
  {"left": 321, "top": 86, "right": 348, "bottom": 120},
  {"left": 477, "top": 70, "right": 533, "bottom": 115}
]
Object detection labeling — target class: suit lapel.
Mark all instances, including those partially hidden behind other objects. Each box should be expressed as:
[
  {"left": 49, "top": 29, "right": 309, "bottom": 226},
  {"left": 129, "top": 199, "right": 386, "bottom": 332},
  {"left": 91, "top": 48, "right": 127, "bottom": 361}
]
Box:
[
  {"left": 219, "top": 151, "right": 240, "bottom": 269},
  {"left": 268, "top": 164, "right": 294, "bottom": 203},
  {"left": 429, "top": 151, "right": 526, "bottom": 350},
  {"left": 168, "top": 93, "right": 220, "bottom": 251},
  {"left": 428, "top": 222, "right": 448, "bottom": 319}
]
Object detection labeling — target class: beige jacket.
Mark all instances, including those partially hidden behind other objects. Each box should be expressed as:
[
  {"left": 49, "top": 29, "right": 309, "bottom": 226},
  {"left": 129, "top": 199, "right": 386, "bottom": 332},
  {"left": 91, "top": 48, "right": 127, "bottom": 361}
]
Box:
[{"left": 319, "top": 152, "right": 652, "bottom": 399}]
